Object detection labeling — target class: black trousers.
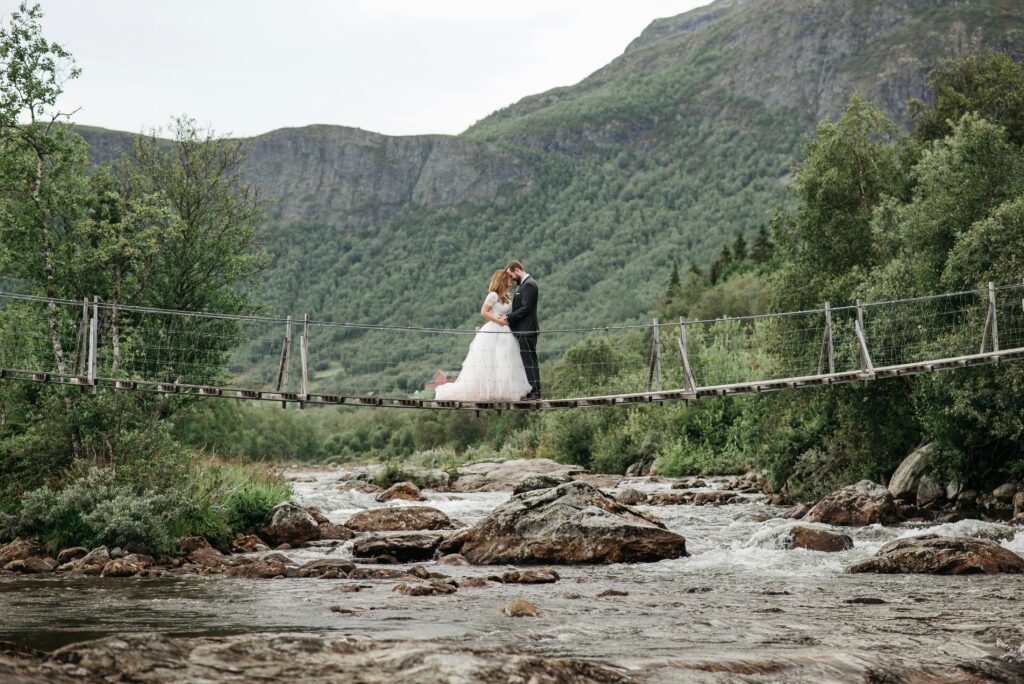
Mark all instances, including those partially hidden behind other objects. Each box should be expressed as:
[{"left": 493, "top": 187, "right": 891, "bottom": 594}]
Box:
[{"left": 516, "top": 334, "right": 540, "bottom": 395}]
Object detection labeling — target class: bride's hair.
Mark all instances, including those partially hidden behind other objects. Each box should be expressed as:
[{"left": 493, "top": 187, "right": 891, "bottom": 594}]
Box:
[{"left": 489, "top": 269, "right": 512, "bottom": 304}]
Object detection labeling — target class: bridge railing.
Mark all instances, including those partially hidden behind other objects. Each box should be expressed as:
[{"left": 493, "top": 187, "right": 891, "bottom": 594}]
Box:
[{"left": 2, "top": 283, "right": 1023, "bottom": 405}]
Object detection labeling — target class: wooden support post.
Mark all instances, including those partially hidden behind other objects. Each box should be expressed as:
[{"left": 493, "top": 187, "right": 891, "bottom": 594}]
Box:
[
  {"left": 299, "top": 314, "right": 309, "bottom": 408},
  {"left": 276, "top": 315, "right": 292, "bottom": 408},
  {"left": 75, "top": 298, "right": 88, "bottom": 376},
  {"left": 646, "top": 318, "right": 663, "bottom": 393},
  {"left": 817, "top": 302, "right": 834, "bottom": 376},
  {"left": 981, "top": 282, "right": 999, "bottom": 354},
  {"left": 854, "top": 299, "right": 874, "bottom": 375},
  {"left": 88, "top": 297, "right": 98, "bottom": 393},
  {"left": 677, "top": 318, "right": 697, "bottom": 392}
]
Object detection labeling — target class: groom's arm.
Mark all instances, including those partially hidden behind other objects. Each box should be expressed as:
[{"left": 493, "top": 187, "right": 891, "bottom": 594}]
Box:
[{"left": 507, "top": 282, "right": 538, "bottom": 327}]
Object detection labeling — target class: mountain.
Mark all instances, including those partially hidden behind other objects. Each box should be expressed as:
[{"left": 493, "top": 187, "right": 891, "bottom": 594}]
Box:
[{"left": 75, "top": 0, "right": 1024, "bottom": 392}]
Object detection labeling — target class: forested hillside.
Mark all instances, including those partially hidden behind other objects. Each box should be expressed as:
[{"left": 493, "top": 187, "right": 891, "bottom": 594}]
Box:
[{"left": 76, "top": 0, "right": 1024, "bottom": 338}]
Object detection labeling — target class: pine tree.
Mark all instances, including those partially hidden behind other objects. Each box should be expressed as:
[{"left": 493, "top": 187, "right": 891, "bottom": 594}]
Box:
[
  {"left": 752, "top": 224, "right": 774, "bottom": 263},
  {"left": 732, "top": 232, "right": 748, "bottom": 262},
  {"left": 709, "top": 244, "right": 733, "bottom": 284}
]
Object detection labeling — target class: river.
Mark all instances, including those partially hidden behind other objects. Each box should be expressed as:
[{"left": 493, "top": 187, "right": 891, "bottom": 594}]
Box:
[{"left": 3, "top": 470, "right": 1023, "bottom": 682}]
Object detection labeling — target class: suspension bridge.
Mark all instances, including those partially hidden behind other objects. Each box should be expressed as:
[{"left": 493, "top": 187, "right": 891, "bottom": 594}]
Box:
[{"left": 1, "top": 283, "right": 1023, "bottom": 412}]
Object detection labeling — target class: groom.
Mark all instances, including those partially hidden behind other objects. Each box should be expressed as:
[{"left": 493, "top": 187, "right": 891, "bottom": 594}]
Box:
[{"left": 502, "top": 260, "right": 541, "bottom": 400}]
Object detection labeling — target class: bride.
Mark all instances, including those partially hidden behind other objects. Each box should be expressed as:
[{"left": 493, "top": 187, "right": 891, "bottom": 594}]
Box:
[{"left": 435, "top": 270, "right": 533, "bottom": 402}]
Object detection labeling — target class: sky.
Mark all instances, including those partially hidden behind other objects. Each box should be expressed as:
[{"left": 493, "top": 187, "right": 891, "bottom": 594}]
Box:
[{"left": 4, "top": 0, "right": 711, "bottom": 138}]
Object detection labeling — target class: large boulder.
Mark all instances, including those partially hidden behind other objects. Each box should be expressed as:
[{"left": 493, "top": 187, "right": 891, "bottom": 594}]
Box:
[
  {"left": 846, "top": 535, "right": 1024, "bottom": 575},
  {"left": 994, "top": 483, "right": 1019, "bottom": 503},
  {"left": 805, "top": 480, "right": 901, "bottom": 526},
  {"left": 786, "top": 525, "right": 853, "bottom": 552},
  {"left": 344, "top": 506, "right": 455, "bottom": 532},
  {"left": 351, "top": 532, "right": 447, "bottom": 562},
  {"left": 887, "top": 444, "right": 932, "bottom": 501},
  {"left": 259, "top": 502, "right": 320, "bottom": 546},
  {"left": 58, "top": 546, "right": 110, "bottom": 575},
  {"left": 452, "top": 459, "right": 587, "bottom": 492},
  {"left": 440, "top": 481, "right": 688, "bottom": 564},
  {"left": 916, "top": 476, "right": 945, "bottom": 509},
  {"left": 375, "top": 482, "right": 426, "bottom": 503},
  {"left": 512, "top": 473, "right": 571, "bottom": 494},
  {"left": 0, "top": 538, "right": 44, "bottom": 566}
]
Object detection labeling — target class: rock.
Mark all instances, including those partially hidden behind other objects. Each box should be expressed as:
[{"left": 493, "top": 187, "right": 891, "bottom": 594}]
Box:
[
  {"left": 0, "top": 633, "right": 630, "bottom": 682},
  {"left": 452, "top": 458, "right": 586, "bottom": 493},
  {"left": 512, "top": 473, "right": 571, "bottom": 494},
  {"left": 786, "top": 525, "right": 854, "bottom": 552},
  {"left": 945, "top": 481, "right": 963, "bottom": 501},
  {"left": 647, "top": 492, "right": 692, "bottom": 506},
  {"left": 1014, "top": 492, "right": 1024, "bottom": 516},
  {"left": 305, "top": 506, "right": 331, "bottom": 525},
  {"left": 615, "top": 488, "right": 647, "bottom": 505},
  {"left": 225, "top": 559, "right": 289, "bottom": 579},
  {"left": 504, "top": 598, "right": 542, "bottom": 617},
  {"left": 56, "top": 547, "right": 88, "bottom": 565},
  {"left": 180, "top": 537, "right": 224, "bottom": 568},
  {"left": 805, "top": 480, "right": 901, "bottom": 526},
  {"left": 231, "top": 535, "right": 271, "bottom": 553},
  {"left": 58, "top": 546, "right": 110, "bottom": 574},
  {"left": 597, "top": 589, "right": 629, "bottom": 597},
  {"left": 260, "top": 502, "right": 321, "bottom": 546},
  {"left": 780, "top": 504, "right": 810, "bottom": 519},
  {"left": 317, "top": 523, "right": 354, "bottom": 540},
  {"left": 348, "top": 567, "right": 410, "bottom": 580},
  {"left": 4, "top": 557, "right": 54, "bottom": 574},
  {"left": 101, "top": 555, "right": 150, "bottom": 578},
  {"left": 393, "top": 579, "right": 457, "bottom": 596},
  {"left": 888, "top": 444, "right": 932, "bottom": 501},
  {"left": 437, "top": 553, "right": 470, "bottom": 566},
  {"left": 109, "top": 547, "right": 127, "bottom": 559},
  {"left": 916, "top": 476, "right": 945, "bottom": 509},
  {"left": 344, "top": 506, "right": 454, "bottom": 532},
  {"left": 846, "top": 535, "right": 1024, "bottom": 575},
  {"left": 0, "top": 538, "right": 44, "bottom": 566},
  {"left": 625, "top": 457, "right": 654, "bottom": 477},
  {"left": 297, "top": 559, "right": 355, "bottom": 578},
  {"left": 441, "top": 481, "right": 688, "bottom": 564},
  {"left": 375, "top": 482, "right": 425, "bottom": 503},
  {"left": 351, "top": 532, "right": 446, "bottom": 562},
  {"left": 993, "top": 483, "right": 1019, "bottom": 503},
  {"left": 692, "top": 491, "right": 742, "bottom": 506},
  {"left": 330, "top": 583, "right": 362, "bottom": 593},
  {"left": 499, "top": 568, "right": 559, "bottom": 584},
  {"left": 458, "top": 577, "right": 492, "bottom": 588}
]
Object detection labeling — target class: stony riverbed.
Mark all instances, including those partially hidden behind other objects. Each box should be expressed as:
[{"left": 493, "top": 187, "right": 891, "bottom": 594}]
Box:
[{"left": 2, "top": 464, "right": 1024, "bottom": 682}]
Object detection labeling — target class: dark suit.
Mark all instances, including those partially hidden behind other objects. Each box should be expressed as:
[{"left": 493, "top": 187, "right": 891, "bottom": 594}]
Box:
[{"left": 507, "top": 276, "right": 540, "bottom": 396}]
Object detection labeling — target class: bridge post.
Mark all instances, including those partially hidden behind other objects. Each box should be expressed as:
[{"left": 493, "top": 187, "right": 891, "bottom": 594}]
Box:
[
  {"left": 276, "top": 315, "right": 293, "bottom": 408},
  {"left": 818, "top": 302, "right": 834, "bottom": 375},
  {"left": 981, "top": 282, "right": 999, "bottom": 354},
  {"left": 854, "top": 299, "right": 874, "bottom": 376},
  {"left": 300, "top": 313, "right": 309, "bottom": 408},
  {"left": 89, "top": 297, "right": 98, "bottom": 393},
  {"left": 677, "top": 318, "right": 697, "bottom": 393},
  {"left": 75, "top": 298, "right": 88, "bottom": 377},
  {"left": 647, "top": 318, "right": 662, "bottom": 392}
]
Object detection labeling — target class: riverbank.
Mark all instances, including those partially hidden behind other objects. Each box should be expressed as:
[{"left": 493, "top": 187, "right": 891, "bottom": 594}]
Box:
[{"left": 3, "top": 463, "right": 1024, "bottom": 682}]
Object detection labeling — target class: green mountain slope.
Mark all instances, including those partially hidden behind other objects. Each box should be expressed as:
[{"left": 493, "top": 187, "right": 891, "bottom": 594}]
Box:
[{"left": 74, "top": 0, "right": 1024, "bottom": 394}]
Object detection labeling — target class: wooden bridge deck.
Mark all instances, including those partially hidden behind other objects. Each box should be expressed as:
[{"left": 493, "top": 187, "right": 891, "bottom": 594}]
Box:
[{"left": 2, "top": 345, "right": 1021, "bottom": 412}]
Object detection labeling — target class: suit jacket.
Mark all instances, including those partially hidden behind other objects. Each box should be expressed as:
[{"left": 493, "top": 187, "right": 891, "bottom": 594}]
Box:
[{"left": 508, "top": 277, "right": 539, "bottom": 336}]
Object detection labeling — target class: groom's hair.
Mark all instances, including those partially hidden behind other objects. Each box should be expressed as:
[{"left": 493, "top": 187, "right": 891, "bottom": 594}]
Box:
[{"left": 506, "top": 260, "right": 524, "bottom": 273}]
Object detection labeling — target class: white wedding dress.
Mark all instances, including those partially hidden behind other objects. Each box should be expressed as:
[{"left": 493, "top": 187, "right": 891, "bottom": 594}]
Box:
[{"left": 434, "top": 292, "right": 533, "bottom": 401}]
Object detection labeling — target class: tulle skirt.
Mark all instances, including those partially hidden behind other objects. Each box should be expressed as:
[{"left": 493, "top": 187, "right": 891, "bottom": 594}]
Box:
[{"left": 434, "top": 322, "right": 532, "bottom": 401}]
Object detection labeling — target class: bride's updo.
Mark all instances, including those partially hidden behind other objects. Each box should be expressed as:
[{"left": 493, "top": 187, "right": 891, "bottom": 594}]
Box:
[{"left": 489, "top": 269, "right": 512, "bottom": 304}]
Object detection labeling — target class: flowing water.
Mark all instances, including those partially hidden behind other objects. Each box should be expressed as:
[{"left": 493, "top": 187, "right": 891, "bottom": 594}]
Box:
[{"left": 3, "top": 470, "right": 1024, "bottom": 682}]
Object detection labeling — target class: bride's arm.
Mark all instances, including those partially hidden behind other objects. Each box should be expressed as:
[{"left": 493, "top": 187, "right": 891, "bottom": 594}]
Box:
[{"left": 480, "top": 300, "right": 506, "bottom": 325}]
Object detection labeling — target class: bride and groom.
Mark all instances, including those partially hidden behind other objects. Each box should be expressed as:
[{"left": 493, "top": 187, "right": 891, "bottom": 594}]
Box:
[{"left": 434, "top": 261, "right": 541, "bottom": 402}]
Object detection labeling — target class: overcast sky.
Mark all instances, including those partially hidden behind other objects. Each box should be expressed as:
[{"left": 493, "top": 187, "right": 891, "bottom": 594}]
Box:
[{"left": 4, "top": 0, "right": 711, "bottom": 137}]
